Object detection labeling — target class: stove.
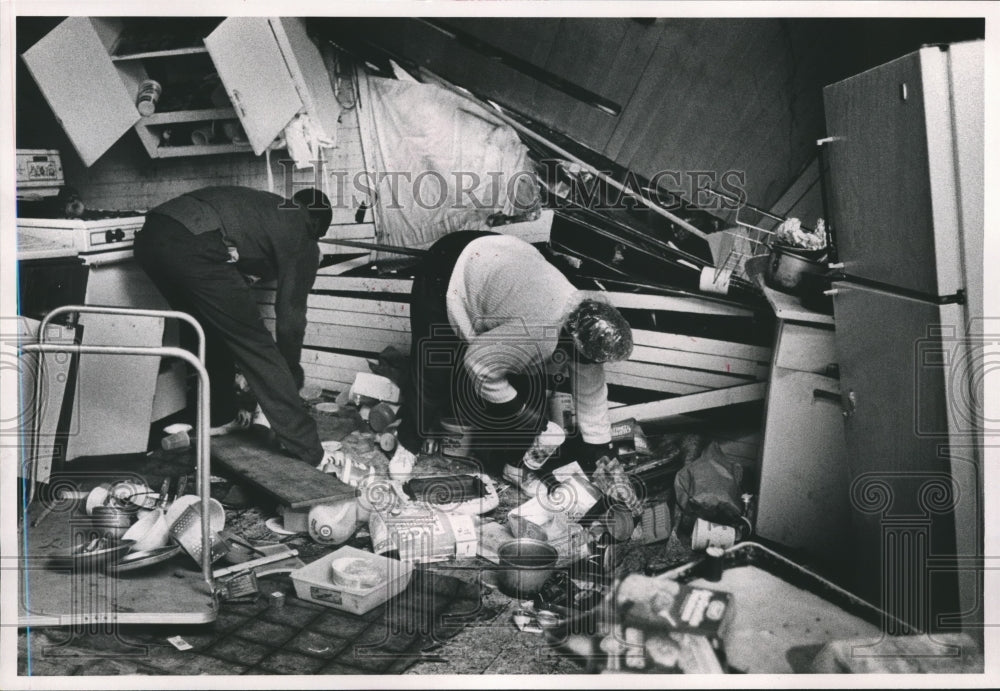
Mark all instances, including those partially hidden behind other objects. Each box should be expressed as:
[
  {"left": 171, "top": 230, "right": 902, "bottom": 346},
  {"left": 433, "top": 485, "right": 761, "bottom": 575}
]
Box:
[
  {"left": 17, "top": 214, "right": 146, "bottom": 257},
  {"left": 16, "top": 149, "right": 145, "bottom": 261}
]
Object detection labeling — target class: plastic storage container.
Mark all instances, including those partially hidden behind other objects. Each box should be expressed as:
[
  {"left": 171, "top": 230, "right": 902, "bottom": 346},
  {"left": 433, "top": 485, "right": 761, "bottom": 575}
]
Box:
[{"left": 290, "top": 545, "right": 413, "bottom": 614}]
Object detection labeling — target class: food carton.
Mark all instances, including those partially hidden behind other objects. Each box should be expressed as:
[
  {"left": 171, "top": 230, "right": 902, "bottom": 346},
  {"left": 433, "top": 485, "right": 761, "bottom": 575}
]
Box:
[{"left": 290, "top": 545, "right": 412, "bottom": 615}]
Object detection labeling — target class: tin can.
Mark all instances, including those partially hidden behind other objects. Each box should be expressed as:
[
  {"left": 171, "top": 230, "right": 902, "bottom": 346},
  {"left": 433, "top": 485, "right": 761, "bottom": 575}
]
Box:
[
  {"left": 691, "top": 518, "right": 737, "bottom": 551},
  {"left": 136, "top": 79, "right": 162, "bottom": 116},
  {"left": 548, "top": 392, "right": 576, "bottom": 435}
]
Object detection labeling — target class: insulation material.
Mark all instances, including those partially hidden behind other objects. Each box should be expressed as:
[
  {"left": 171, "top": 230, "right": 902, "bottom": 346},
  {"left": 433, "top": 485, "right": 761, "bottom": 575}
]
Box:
[{"left": 361, "top": 77, "right": 539, "bottom": 252}]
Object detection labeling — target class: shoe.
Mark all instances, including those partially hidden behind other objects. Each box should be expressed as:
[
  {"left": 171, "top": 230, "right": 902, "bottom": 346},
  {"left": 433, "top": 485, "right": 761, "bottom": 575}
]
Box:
[
  {"left": 503, "top": 464, "right": 543, "bottom": 497},
  {"left": 251, "top": 404, "right": 270, "bottom": 430},
  {"left": 389, "top": 445, "right": 416, "bottom": 481},
  {"left": 209, "top": 409, "right": 252, "bottom": 436}
]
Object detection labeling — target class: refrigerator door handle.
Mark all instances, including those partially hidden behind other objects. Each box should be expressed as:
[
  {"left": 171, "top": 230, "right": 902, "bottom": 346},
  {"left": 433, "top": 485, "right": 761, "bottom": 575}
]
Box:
[
  {"left": 842, "top": 390, "right": 858, "bottom": 418},
  {"left": 812, "top": 388, "right": 841, "bottom": 405}
]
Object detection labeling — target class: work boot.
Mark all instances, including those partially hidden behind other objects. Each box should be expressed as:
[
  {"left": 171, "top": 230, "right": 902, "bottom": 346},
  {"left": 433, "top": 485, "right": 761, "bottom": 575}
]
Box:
[{"left": 503, "top": 464, "right": 543, "bottom": 497}]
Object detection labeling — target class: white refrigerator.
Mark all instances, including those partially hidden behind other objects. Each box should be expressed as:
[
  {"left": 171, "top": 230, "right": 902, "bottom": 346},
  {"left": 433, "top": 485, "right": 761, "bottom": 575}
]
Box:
[{"left": 823, "top": 41, "right": 983, "bottom": 635}]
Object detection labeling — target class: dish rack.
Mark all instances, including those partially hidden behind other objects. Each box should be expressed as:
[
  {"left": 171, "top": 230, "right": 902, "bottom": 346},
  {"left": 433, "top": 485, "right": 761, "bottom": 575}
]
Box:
[{"left": 708, "top": 205, "right": 775, "bottom": 294}]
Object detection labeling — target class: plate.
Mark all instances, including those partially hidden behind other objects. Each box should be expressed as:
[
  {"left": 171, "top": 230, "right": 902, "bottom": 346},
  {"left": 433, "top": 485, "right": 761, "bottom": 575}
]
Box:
[
  {"left": 70, "top": 538, "right": 135, "bottom": 570},
  {"left": 114, "top": 544, "right": 183, "bottom": 573},
  {"left": 264, "top": 516, "right": 299, "bottom": 535}
]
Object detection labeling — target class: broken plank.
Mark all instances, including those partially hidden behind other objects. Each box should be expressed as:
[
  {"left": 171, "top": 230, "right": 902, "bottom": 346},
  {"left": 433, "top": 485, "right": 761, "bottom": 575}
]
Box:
[
  {"left": 605, "top": 359, "right": 753, "bottom": 390},
  {"left": 608, "top": 382, "right": 767, "bottom": 423},
  {"left": 259, "top": 304, "right": 410, "bottom": 332},
  {"left": 254, "top": 291, "right": 410, "bottom": 317},
  {"left": 604, "top": 369, "right": 710, "bottom": 396},
  {"left": 303, "top": 375, "right": 351, "bottom": 393},
  {"left": 628, "top": 344, "right": 769, "bottom": 379},
  {"left": 311, "top": 276, "right": 414, "bottom": 293},
  {"left": 211, "top": 434, "right": 355, "bottom": 509},
  {"left": 267, "top": 319, "right": 409, "bottom": 353},
  {"left": 593, "top": 291, "right": 755, "bottom": 318},
  {"left": 630, "top": 329, "right": 772, "bottom": 362},
  {"left": 301, "top": 349, "right": 373, "bottom": 372}
]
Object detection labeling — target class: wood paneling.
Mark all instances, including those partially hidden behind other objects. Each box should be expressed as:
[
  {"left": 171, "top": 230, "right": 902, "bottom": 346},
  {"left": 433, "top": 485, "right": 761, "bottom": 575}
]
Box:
[{"left": 351, "top": 18, "right": 839, "bottom": 212}]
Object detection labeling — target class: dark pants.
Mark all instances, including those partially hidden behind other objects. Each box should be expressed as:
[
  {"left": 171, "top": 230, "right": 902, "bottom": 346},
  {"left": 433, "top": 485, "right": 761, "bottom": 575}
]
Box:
[
  {"left": 397, "top": 231, "right": 547, "bottom": 472},
  {"left": 134, "top": 214, "right": 324, "bottom": 465}
]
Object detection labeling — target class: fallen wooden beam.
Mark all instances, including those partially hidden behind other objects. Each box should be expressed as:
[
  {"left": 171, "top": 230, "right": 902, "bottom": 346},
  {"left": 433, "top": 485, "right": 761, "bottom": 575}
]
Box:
[
  {"left": 604, "top": 359, "right": 756, "bottom": 390},
  {"left": 608, "top": 382, "right": 767, "bottom": 424},
  {"left": 211, "top": 435, "right": 355, "bottom": 509},
  {"left": 311, "top": 276, "right": 414, "bottom": 293}
]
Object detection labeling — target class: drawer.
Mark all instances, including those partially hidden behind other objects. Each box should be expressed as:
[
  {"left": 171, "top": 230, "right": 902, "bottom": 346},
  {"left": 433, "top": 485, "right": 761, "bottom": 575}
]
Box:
[
  {"left": 773, "top": 322, "right": 837, "bottom": 374},
  {"left": 756, "top": 368, "right": 851, "bottom": 560}
]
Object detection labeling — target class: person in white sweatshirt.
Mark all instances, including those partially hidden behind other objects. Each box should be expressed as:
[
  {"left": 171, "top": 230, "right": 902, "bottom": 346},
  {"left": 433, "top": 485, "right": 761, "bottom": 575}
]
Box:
[{"left": 391, "top": 230, "right": 633, "bottom": 495}]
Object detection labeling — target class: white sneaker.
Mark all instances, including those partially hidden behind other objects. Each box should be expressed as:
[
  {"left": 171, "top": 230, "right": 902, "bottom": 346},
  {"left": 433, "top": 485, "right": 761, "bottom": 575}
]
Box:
[
  {"left": 389, "top": 445, "right": 416, "bottom": 481},
  {"left": 503, "top": 464, "right": 543, "bottom": 497}
]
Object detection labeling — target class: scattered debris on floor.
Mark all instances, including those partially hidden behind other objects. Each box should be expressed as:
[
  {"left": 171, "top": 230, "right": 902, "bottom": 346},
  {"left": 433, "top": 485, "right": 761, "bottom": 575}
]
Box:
[{"left": 21, "top": 363, "right": 984, "bottom": 675}]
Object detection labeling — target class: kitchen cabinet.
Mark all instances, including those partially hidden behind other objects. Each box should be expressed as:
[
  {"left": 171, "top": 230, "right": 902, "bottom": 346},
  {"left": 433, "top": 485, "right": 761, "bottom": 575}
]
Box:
[
  {"left": 824, "top": 41, "right": 982, "bottom": 634},
  {"left": 205, "top": 17, "right": 341, "bottom": 156},
  {"left": 22, "top": 17, "right": 339, "bottom": 164},
  {"left": 755, "top": 288, "right": 851, "bottom": 567}
]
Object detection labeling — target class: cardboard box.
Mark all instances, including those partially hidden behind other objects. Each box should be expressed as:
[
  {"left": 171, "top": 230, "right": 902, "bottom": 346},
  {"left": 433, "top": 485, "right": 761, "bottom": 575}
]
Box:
[
  {"left": 290, "top": 546, "right": 412, "bottom": 614},
  {"left": 617, "top": 574, "right": 733, "bottom": 640},
  {"left": 369, "top": 504, "right": 478, "bottom": 563}
]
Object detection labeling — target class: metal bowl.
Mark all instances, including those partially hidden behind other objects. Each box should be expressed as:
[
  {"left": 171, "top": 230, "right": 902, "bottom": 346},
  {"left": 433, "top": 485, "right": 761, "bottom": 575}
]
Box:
[
  {"left": 91, "top": 505, "right": 136, "bottom": 539},
  {"left": 497, "top": 538, "right": 559, "bottom": 598},
  {"left": 765, "top": 245, "right": 828, "bottom": 293}
]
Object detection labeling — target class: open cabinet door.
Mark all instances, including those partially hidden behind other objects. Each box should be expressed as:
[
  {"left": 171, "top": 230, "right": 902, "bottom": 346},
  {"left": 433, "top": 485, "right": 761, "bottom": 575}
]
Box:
[
  {"left": 21, "top": 17, "right": 140, "bottom": 167},
  {"left": 205, "top": 17, "right": 304, "bottom": 156}
]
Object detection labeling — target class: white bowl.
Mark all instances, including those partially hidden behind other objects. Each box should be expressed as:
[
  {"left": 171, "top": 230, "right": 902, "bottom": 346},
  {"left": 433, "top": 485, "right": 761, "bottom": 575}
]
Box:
[{"left": 123, "top": 508, "right": 170, "bottom": 552}]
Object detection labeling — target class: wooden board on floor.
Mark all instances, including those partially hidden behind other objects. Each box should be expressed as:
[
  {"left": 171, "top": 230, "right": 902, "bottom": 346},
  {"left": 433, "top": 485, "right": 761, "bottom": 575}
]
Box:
[{"left": 211, "top": 434, "right": 355, "bottom": 509}]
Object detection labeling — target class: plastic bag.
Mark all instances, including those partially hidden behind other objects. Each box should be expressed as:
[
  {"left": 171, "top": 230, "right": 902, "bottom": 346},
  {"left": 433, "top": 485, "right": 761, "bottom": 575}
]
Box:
[{"left": 673, "top": 441, "right": 744, "bottom": 525}]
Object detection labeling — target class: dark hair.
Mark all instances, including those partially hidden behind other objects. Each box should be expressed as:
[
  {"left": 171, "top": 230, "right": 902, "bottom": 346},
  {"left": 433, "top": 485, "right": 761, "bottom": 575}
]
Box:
[
  {"left": 564, "top": 299, "right": 634, "bottom": 364},
  {"left": 292, "top": 188, "right": 333, "bottom": 239}
]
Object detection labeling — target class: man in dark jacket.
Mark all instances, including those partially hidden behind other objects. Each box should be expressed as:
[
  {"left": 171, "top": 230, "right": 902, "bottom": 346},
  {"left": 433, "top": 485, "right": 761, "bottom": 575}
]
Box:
[{"left": 135, "top": 186, "right": 330, "bottom": 466}]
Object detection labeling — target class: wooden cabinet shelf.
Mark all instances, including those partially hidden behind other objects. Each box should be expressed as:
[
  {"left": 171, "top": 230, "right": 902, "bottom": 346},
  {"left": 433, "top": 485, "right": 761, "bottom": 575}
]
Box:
[
  {"left": 140, "top": 107, "right": 238, "bottom": 125},
  {"left": 150, "top": 142, "right": 253, "bottom": 158},
  {"left": 23, "top": 16, "right": 340, "bottom": 165},
  {"left": 110, "top": 45, "right": 209, "bottom": 62}
]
